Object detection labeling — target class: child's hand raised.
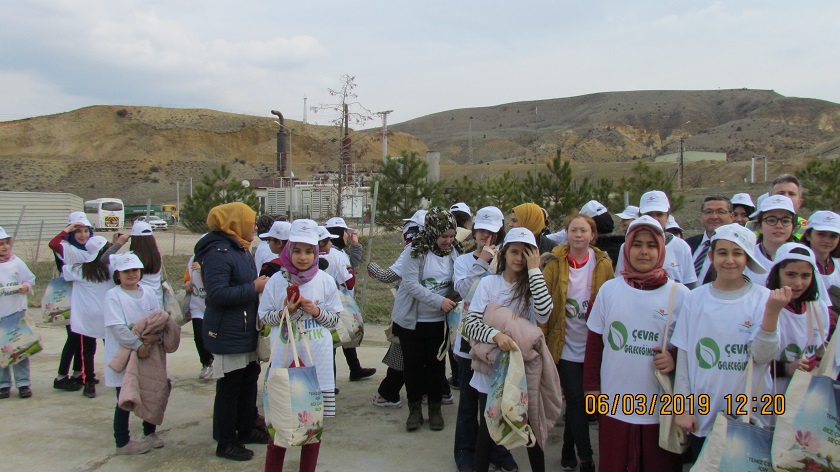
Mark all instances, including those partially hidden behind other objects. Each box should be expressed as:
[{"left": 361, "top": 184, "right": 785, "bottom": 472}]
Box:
[
  {"left": 524, "top": 246, "right": 541, "bottom": 270},
  {"left": 766, "top": 287, "right": 793, "bottom": 314}
]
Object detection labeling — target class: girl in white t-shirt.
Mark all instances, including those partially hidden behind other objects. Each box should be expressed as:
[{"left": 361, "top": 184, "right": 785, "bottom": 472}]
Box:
[
  {"left": 184, "top": 254, "right": 212, "bottom": 379},
  {"left": 463, "top": 228, "right": 554, "bottom": 472},
  {"left": 128, "top": 221, "right": 164, "bottom": 306},
  {"left": 103, "top": 253, "right": 164, "bottom": 455},
  {"left": 766, "top": 243, "right": 829, "bottom": 393},
  {"left": 743, "top": 194, "right": 797, "bottom": 287},
  {"left": 584, "top": 216, "right": 689, "bottom": 472},
  {"left": 673, "top": 223, "right": 786, "bottom": 462},
  {"left": 258, "top": 219, "right": 342, "bottom": 472},
  {"left": 0, "top": 226, "right": 36, "bottom": 400},
  {"left": 801, "top": 210, "right": 840, "bottom": 336}
]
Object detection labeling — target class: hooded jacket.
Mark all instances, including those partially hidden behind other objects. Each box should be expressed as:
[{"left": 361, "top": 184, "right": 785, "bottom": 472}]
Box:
[
  {"left": 540, "top": 244, "right": 614, "bottom": 364},
  {"left": 195, "top": 231, "right": 259, "bottom": 355}
]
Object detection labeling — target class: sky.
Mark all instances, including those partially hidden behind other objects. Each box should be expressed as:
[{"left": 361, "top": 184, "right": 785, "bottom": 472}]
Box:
[{"left": 1, "top": 1, "right": 838, "bottom": 126}]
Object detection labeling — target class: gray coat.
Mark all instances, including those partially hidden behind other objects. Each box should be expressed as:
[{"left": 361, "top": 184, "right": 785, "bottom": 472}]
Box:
[{"left": 390, "top": 244, "right": 460, "bottom": 330}]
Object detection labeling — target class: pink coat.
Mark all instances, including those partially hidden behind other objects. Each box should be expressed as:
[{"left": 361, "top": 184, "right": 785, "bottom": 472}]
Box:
[
  {"left": 470, "top": 303, "right": 564, "bottom": 448},
  {"left": 108, "top": 310, "right": 181, "bottom": 425}
]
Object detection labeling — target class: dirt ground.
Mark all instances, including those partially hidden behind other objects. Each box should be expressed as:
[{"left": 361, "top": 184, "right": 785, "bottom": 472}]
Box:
[{"left": 1, "top": 310, "right": 577, "bottom": 472}]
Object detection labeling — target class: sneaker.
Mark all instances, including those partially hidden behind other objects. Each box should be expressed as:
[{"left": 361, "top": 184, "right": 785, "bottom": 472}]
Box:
[
  {"left": 349, "top": 367, "right": 377, "bottom": 381},
  {"left": 491, "top": 457, "right": 520, "bottom": 472},
  {"left": 0, "top": 387, "right": 9, "bottom": 399},
  {"left": 116, "top": 440, "right": 152, "bottom": 455},
  {"left": 579, "top": 460, "right": 595, "bottom": 472},
  {"left": 448, "top": 375, "right": 460, "bottom": 390},
  {"left": 372, "top": 393, "right": 402, "bottom": 408},
  {"left": 199, "top": 365, "right": 213, "bottom": 380},
  {"left": 83, "top": 382, "right": 96, "bottom": 398},
  {"left": 18, "top": 386, "right": 32, "bottom": 398},
  {"left": 238, "top": 427, "right": 271, "bottom": 445},
  {"left": 54, "top": 376, "right": 83, "bottom": 392},
  {"left": 72, "top": 375, "right": 99, "bottom": 385},
  {"left": 441, "top": 393, "right": 455, "bottom": 405},
  {"left": 144, "top": 433, "right": 164, "bottom": 448},
  {"left": 561, "top": 446, "right": 578, "bottom": 471},
  {"left": 216, "top": 443, "right": 253, "bottom": 461}
]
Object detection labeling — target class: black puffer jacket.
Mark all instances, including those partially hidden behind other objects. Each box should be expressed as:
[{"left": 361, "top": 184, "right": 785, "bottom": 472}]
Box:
[{"left": 195, "top": 232, "right": 259, "bottom": 355}]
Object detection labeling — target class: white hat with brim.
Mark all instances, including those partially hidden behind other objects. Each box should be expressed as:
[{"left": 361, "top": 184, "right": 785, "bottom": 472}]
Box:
[
  {"left": 772, "top": 242, "right": 830, "bottom": 302},
  {"left": 0, "top": 226, "right": 9, "bottom": 240},
  {"left": 317, "top": 226, "right": 339, "bottom": 241},
  {"left": 639, "top": 191, "right": 670, "bottom": 214},
  {"left": 806, "top": 211, "right": 840, "bottom": 234},
  {"left": 68, "top": 211, "right": 93, "bottom": 228},
  {"left": 325, "top": 217, "right": 351, "bottom": 231},
  {"left": 731, "top": 193, "right": 755, "bottom": 210},
  {"left": 112, "top": 252, "right": 144, "bottom": 272},
  {"left": 260, "top": 221, "right": 292, "bottom": 241},
  {"left": 710, "top": 223, "right": 765, "bottom": 274},
  {"left": 580, "top": 200, "right": 608, "bottom": 218},
  {"left": 473, "top": 206, "right": 504, "bottom": 232},
  {"left": 82, "top": 236, "right": 108, "bottom": 263},
  {"left": 616, "top": 205, "right": 640, "bottom": 220},
  {"left": 288, "top": 219, "right": 319, "bottom": 246},
  {"left": 402, "top": 210, "right": 427, "bottom": 229},
  {"left": 501, "top": 227, "right": 537, "bottom": 249},
  {"left": 130, "top": 221, "right": 154, "bottom": 236},
  {"left": 450, "top": 202, "right": 472, "bottom": 217},
  {"left": 750, "top": 194, "right": 795, "bottom": 219},
  {"left": 627, "top": 215, "right": 665, "bottom": 235},
  {"left": 665, "top": 215, "right": 682, "bottom": 231}
]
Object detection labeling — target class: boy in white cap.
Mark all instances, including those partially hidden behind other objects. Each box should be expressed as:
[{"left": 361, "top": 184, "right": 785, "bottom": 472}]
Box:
[{"left": 614, "top": 191, "right": 698, "bottom": 287}]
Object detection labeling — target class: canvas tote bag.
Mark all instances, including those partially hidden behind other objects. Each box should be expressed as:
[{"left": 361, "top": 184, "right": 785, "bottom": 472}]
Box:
[
  {"left": 41, "top": 248, "right": 73, "bottom": 325},
  {"left": 655, "top": 282, "right": 690, "bottom": 454},
  {"left": 485, "top": 347, "right": 537, "bottom": 449}
]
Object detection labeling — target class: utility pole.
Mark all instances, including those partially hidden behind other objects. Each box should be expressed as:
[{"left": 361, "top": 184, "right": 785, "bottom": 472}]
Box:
[
  {"left": 376, "top": 110, "right": 393, "bottom": 163},
  {"left": 533, "top": 106, "right": 538, "bottom": 174},
  {"left": 468, "top": 116, "right": 474, "bottom": 165},
  {"left": 303, "top": 96, "right": 307, "bottom": 124},
  {"left": 270, "top": 110, "right": 288, "bottom": 177},
  {"left": 678, "top": 137, "right": 685, "bottom": 191}
]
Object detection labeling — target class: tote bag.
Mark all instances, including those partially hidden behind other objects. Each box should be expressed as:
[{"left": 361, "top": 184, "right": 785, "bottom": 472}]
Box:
[
  {"left": 263, "top": 308, "right": 324, "bottom": 448},
  {"left": 330, "top": 288, "right": 364, "bottom": 348},
  {"left": 0, "top": 310, "right": 42, "bottom": 368},
  {"left": 41, "top": 248, "right": 74, "bottom": 325},
  {"left": 654, "top": 283, "right": 690, "bottom": 454},
  {"left": 485, "top": 348, "right": 537, "bottom": 450},
  {"left": 771, "top": 302, "right": 839, "bottom": 472},
  {"left": 161, "top": 280, "right": 189, "bottom": 326}
]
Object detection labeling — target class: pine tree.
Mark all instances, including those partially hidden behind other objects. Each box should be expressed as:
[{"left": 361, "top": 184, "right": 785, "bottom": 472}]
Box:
[
  {"left": 797, "top": 159, "right": 840, "bottom": 212},
  {"left": 374, "top": 151, "right": 444, "bottom": 227},
  {"left": 610, "top": 161, "right": 684, "bottom": 213},
  {"left": 181, "top": 164, "right": 259, "bottom": 232}
]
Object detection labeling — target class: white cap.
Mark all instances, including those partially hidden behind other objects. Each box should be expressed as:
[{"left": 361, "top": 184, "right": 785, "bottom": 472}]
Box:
[
  {"left": 627, "top": 215, "right": 665, "bottom": 235},
  {"left": 130, "top": 221, "right": 153, "bottom": 236},
  {"left": 639, "top": 191, "right": 670, "bottom": 214},
  {"left": 402, "top": 210, "right": 427, "bottom": 229},
  {"left": 82, "top": 236, "right": 108, "bottom": 263},
  {"left": 665, "top": 215, "right": 682, "bottom": 231},
  {"left": 68, "top": 211, "right": 92, "bottom": 227},
  {"left": 580, "top": 200, "right": 608, "bottom": 218},
  {"left": 754, "top": 193, "right": 769, "bottom": 211},
  {"left": 112, "top": 252, "right": 144, "bottom": 272},
  {"left": 260, "top": 221, "right": 292, "bottom": 241},
  {"left": 710, "top": 223, "right": 765, "bottom": 274},
  {"left": 317, "top": 226, "right": 339, "bottom": 241},
  {"left": 616, "top": 205, "right": 640, "bottom": 220},
  {"left": 806, "top": 211, "right": 840, "bottom": 234},
  {"left": 325, "top": 217, "right": 351, "bottom": 230},
  {"left": 773, "top": 242, "right": 819, "bottom": 275},
  {"left": 501, "top": 227, "right": 537, "bottom": 248},
  {"left": 450, "top": 202, "right": 472, "bottom": 217},
  {"left": 288, "top": 219, "right": 319, "bottom": 246},
  {"left": 473, "top": 206, "right": 504, "bottom": 232},
  {"left": 750, "top": 194, "right": 795, "bottom": 218},
  {"left": 731, "top": 193, "right": 755, "bottom": 210},
  {"left": 0, "top": 226, "right": 9, "bottom": 240}
]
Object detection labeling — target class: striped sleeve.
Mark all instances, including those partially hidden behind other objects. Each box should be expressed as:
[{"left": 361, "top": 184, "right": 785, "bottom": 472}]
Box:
[
  {"left": 529, "top": 268, "right": 553, "bottom": 323},
  {"left": 314, "top": 309, "right": 340, "bottom": 329},
  {"left": 367, "top": 262, "right": 401, "bottom": 283},
  {"left": 463, "top": 310, "right": 500, "bottom": 345}
]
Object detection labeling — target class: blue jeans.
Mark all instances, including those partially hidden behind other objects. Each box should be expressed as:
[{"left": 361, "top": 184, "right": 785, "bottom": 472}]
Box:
[{"left": 0, "top": 358, "right": 30, "bottom": 389}]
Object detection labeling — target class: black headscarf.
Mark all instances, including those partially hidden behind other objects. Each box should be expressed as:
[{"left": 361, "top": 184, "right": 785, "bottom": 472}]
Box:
[{"left": 410, "top": 207, "right": 462, "bottom": 258}]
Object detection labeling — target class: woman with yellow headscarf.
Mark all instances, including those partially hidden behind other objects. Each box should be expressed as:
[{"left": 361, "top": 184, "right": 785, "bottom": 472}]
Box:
[{"left": 510, "top": 203, "right": 558, "bottom": 255}]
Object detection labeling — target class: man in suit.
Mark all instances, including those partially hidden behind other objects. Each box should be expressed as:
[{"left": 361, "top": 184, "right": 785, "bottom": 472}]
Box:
[{"left": 685, "top": 194, "right": 734, "bottom": 286}]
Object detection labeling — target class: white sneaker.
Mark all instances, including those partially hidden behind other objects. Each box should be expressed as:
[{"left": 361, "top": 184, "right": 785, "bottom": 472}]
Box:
[
  {"left": 442, "top": 393, "right": 455, "bottom": 405},
  {"left": 144, "top": 433, "right": 164, "bottom": 448},
  {"left": 199, "top": 365, "right": 213, "bottom": 380},
  {"left": 116, "top": 440, "right": 151, "bottom": 455},
  {"left": 372, "top": 393, "right": 402, "bottom": 408}
]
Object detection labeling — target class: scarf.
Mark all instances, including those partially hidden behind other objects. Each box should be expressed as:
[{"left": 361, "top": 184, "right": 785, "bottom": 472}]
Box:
[
  {"left": 620, "top": 227, "right": 669, "bottom": 289},
  {"left": 206, "top": 202, "right": 257, "bottom": 251},
  {"left": 67, "top": 228, "right": 94, "bottom": 251},
  {"left": 278, "top": 241, "right": 320, "bottom": 285},
  {"left": 512, "top": 203, "right": 546, "bottom": 235},
  {"left": 0, "top": 237, "right": 13, "bottom": 263},
  {"left": 411, "top": 207, "right": 461, "bottom": 258}
]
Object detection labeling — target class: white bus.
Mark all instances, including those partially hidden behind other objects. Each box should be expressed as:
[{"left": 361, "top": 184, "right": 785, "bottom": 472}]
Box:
[{"left": 84, "top": 198, "right": 124, "bottom": 231}]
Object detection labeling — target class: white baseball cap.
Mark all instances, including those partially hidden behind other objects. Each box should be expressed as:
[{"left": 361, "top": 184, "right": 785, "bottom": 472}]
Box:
[
  {"left": 750, "top": 194, "right": 795, "bottom": 218},
  {"left": 665, "top": 215, "right": 682, "bottom": 231},
  {"left": 325, "top": 217, "right": 351, "bottom": 230},
  {"left": 501, "top": 227, "right": 537, "bottom": 248},
  {"left": 260, "top": 221, "right": 292, "bottom": 241},
  {"left": 0, "top": 226, "right": 9, "bottom": 240},
  {"left": 473, "top": 206, "right": 504, "bottom": 232},
  {"left": 317, "top": 226, "right": 339, "bottom": 241},
  {"left": 710, "top": 223, "right": 765, "bottom": 274},
  {"left": 773, "top": 242, "right": 819, "bottom": 275},
  {"left": 806, "top": 211, "right": 840, "bottom": 234},
  {"left": 402, "top": 210, "right": 427, "bottom": 229},
  {"left": 580, "top": 200, "right": 608, "bottom": 218},
  {"left": 450, "top": 202, "right": 472, "bottom": 217},
  {"left": 82, "top": 236, "right": 108, "bottom": 263},
  {"left": 68, "top": 211, "right": 93, "bottom": 227},
  {"left": 627, "top": 215, "right": 665, "bottom": 235},
  {"left": 639, "top": 191, "right": 670, "bottom": 214},
  {"left": 731, "top": 193, "right": 755, "bottom": 210},
  {"left": 130, "top": 221, "right": 154, "bottom": 236},
  {"left": 616, "top": 205, "right": 640, "bottom": 220},
  {"left": 112, "top": 252, "right": 144, "bottom": 272},
  {"left": 289, "top": 219, "right": 319, "bottom": 246}
]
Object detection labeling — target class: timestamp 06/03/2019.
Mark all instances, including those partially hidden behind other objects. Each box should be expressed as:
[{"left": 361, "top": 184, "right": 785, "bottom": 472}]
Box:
[{"left": 584, "top": 394, "right": 711, "bottom": 416}]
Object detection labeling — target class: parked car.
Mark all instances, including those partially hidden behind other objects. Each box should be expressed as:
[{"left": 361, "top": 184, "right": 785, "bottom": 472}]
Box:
[{"left": 133, "top": 215, "right": 168, "bottom": 231}]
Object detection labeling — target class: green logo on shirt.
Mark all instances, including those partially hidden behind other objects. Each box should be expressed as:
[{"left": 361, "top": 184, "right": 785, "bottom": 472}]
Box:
[
  {"left": 782, "top": 343, "right": 802, "bottom": 362},
  {"left": 607, "top": 321, "right": 628, "bottom": 351},
  {"left": 696, "top": 338, "right": 721, "bottom": 369},
  {"left": 565, "top": 298, "right": 581, "bottom": 319}
]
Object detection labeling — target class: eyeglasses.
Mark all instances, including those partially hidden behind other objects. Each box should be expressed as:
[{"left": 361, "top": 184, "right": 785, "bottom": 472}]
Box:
[
  {"left": 762, "top": 216, "right": 793, "bottom": 227},
  {"left": 702, "top": 209, "right": 732, "bottom": 216}
]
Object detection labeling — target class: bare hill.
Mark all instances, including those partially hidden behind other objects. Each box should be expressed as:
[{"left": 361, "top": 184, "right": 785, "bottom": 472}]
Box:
[{"left": 391, "top": 89, "right": 840, "bottom": 164}]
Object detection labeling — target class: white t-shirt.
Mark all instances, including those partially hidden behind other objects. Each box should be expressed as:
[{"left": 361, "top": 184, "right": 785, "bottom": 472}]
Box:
[
  {"left": 62, "top": 262, "right": 115, "bottom": 338},
  {"left": 671, "top": 283, "right": 772, "bottom": 437},
  {"left": 254, "top": 241, "right": 276, "bottom": 274},
  {"left": 187, "top": 256, "right": 206, "bottom": 319},
  {"left": 258, "top": 270, "right": 343, "bottom": 392},
  {"left": 561, "top": 249, "right": 595, "bottom": 362},
  {"left": 0, "top": 257, "right": 36, "bottom": 317},
  {"left": 138, "top": 270, "right": 163, "bottom": 307},
  {"left": 389, "top": 245, "right": 412, "bottom": 278},
  {"left": 321, "top": 247, "right": 353, "bottom": 294},
  {"left": 452, "top": 253, "right": 491, "bottom": 359},
  {"left": 417, "top": 252, "right": 455, "bottom": 322},
  {"left": 615, "top": 237, "right": 698, "bottom": 285},
  {"left": 468, "top": 274, "right": 547, "bottom": 394},
  {"left": 545, "top": 230, "right": 568, "bottom": 246},
  {"left": 587, "top": 278, "right": 689, "bottom": 425},
  {"left": 775, "top": 301, "right": 830, "bottom": 393},
  {"left": 744, "top": 244, "right": 774, "bottom": 288},
  {"left": 818, "top": 258, "right": 840, "bottom": 291},
  {"left": 103, "top": 285, "right": 161, "bottom": 387}
]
